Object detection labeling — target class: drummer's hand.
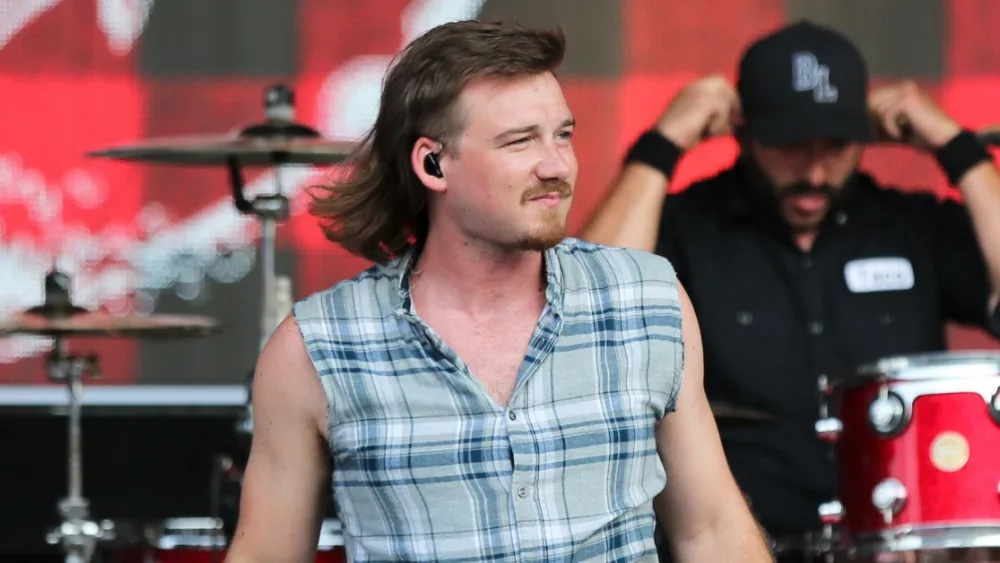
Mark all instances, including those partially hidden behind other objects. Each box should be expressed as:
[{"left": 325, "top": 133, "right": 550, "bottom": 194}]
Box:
[
  {"left": 656, "top": 74, "right": 742, "bottom": 151},
  {"left": 868, "top": 81, "right": 961, "bottom": 150}
]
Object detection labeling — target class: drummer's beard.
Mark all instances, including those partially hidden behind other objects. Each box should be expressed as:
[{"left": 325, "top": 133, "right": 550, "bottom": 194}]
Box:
[{"left": 738, "top": 149, "right": 858, "bottom": 234}]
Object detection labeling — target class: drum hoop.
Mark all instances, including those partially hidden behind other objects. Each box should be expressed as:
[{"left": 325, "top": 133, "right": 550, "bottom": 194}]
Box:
[
  {"left": 317, "top": 518, "right": 344, "bottom": 549},
  {"left": 835, "top": 351, "right": 1000, "bottom": 390},
  {"left": 843, "top": 522, "right": 1000, "bottom": 555},
  {"left": 137, "top": 517, "right": 343, "bottom": 550},
  {"left": 770, "top": 532, "right": 841, "bottom": 556},
  {"left": 146, "top": 517, "right": 226, "bottom": 549}
]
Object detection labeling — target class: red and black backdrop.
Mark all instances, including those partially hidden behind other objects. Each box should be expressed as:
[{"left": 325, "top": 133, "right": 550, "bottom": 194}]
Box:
[{"left": 2, "top": 0, "right": 999, "bottom": 386}]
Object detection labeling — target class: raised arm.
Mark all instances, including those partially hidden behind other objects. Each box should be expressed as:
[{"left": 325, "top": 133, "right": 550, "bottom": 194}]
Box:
[
  {"left": 869, "top": 81, "right": 1000, "bottom": 313},
  {"left": 226, "top": 315, "right": 332, "bottom": 563},
  {"left": 654, "top": 282, "right": 773, "bottom": 562},
  {"left": 579, "top": 74, "right": 740, "bottom": 251}
]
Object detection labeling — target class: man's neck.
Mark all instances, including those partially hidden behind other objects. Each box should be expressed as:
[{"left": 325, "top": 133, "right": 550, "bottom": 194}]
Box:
[{"left": 410, "top": 231, "right": 548, "bottom": 317}]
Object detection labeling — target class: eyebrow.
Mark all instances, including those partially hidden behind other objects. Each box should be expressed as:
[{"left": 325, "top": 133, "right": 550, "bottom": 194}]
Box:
[{"left": 492, "top": 118, "right": 576, "bottom": 143}]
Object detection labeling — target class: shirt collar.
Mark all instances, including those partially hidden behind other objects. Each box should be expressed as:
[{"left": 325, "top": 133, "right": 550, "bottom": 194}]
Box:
[{"left": 390, "top": 242, "right": 565, "bottom": 317}]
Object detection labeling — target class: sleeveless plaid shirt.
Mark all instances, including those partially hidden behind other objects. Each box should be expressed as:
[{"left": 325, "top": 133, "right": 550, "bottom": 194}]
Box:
[{"left": 293, "top": 238, "right": 684, "bottom": 562}]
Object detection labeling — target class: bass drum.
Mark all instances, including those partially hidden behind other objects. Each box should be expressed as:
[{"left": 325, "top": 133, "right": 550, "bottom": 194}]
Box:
[{"left": 107, "top": 517, "right": 346, "bottom": 562}]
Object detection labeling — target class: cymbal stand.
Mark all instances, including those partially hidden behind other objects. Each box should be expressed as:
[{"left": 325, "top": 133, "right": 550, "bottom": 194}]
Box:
[
  {"left": 44, "top": 337, "right": 114, "bottom": 563},
  {"left": 814, "top": 374, "right": 844, "bottom": 563},
  {"left": 227, "top": 84, "right": 311, "bottom": 435}
]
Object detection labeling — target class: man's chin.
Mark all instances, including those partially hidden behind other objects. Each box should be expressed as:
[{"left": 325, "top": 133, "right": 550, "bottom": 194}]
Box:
[
  {"left": 517, "top": 223, "right": 567, "bottom": 251},
  {"left": 782, "top": 208, "right": 828, "bottom": 232}
]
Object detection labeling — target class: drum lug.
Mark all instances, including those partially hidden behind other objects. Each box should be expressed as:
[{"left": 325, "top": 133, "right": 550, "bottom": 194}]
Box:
[
  {"left": 868, "top": 387, "right": 905, "bottom": 435},
  {"left": 817, "top": 499, "right": 843, "bottom": 559},
  {"left": 818, "top": 500, "right": 843, "bottom": 525},
  {"left": 815, "top": 417, "right": 843, "bottom": 442},
  {"left": 872, "top": 478, "right": 907, "bottom": 525}
]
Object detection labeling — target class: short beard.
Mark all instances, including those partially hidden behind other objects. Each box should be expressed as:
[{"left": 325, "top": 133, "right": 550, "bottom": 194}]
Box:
[
  {"left": 738, "top": 150, "right": 857, "bottom": 226},
  {"left": 515, "top": 213, "right": 566, "bottom": 251}
]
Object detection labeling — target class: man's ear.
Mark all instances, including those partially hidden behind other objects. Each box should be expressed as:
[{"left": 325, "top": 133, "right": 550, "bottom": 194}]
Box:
[{"left": 411, "top": 137, "right": 447, "bottom": 192}]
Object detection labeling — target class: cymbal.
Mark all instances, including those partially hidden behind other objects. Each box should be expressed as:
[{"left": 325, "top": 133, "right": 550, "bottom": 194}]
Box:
[
  {"left": 0, "top": 310, "right": 220, "bottom": 338},
  {"left": 710, "top": 401, "right": 778, "bottom": 423},
  {"left": 86, "top": 127, "right": 356, "bottom": 167}
]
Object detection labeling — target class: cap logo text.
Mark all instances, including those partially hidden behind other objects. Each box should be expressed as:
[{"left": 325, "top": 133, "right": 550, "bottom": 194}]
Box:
[{"left": 792, "top": 52, "right": 838, "bottom": 103}]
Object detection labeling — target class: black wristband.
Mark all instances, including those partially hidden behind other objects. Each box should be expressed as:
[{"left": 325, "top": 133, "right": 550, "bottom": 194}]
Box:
[
  {"left": 624, "top": 129, "right": 683, "bottom": 180},
  {"left": 935, "top": 129, "right": 991, "bottom": 186}
]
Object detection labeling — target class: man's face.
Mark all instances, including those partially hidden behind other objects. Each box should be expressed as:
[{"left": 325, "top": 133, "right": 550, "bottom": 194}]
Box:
[
  {"left": 431, "top": 71, "right": 577, "bottom": 251},
  {"left": 750, "top": 139, "right": 863, "bottom": 232}
]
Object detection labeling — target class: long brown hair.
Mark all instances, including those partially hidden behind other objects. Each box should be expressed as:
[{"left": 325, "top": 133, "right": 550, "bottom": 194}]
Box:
[{"left": 308, "top": 20, "right": 566, "bottom": 264}]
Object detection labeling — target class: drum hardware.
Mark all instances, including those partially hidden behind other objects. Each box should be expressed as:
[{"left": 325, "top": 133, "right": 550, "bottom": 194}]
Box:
[
  {"left": 815, "top": 373, "right": 842, "bottom": 442},
  {"left": 867, "top": 386, "right": 905, "bottom": 436},
  {"left": 845, "top": 525, "right": 1000, "bottom": 558},
  {"left": 817, "top": 501, "right": 844, "bottom": 563},
  {"left": 206, "top": 455, "right": 243, "bottom": 563},
  {"left": 814, "top": 416, "right": 843, "bottom": 442},
  {"left": 85, "top": 83, "right": 356, "bottom": 168},
  {"left": 86, "top": 83, "right": 352, "bottom": 348},
  {"left": 825, "top": 351, "right": 1000, "bottom": 559},
  {"left": 871, "top": 478, "right": 907, "bottom": 526},
  {"left": 0, "top": 269, "right": 221, "bottom": 563},
  {"left": 815, "top": 373, "right": 845, "bottom": 562},
  {"left": 146, "top": 517, "right": 227, "bottom": 549},
  {"left": 87, "top": 84, "right": 345, "bottom": 438},
  {"left": 814, "top": 373, "right": 842, "bottom": 442},
  {"left": 107, "top": 518, "right": 347, "bottom": 563},
  {"left": 817, "top": 374, "right": 833, "bottom": 415},
  {"left": 44, "top": 332, "right": 117, "bottom": 563}
]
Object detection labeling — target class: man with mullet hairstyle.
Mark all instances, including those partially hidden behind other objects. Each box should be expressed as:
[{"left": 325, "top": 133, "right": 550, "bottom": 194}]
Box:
[{"left": 225, "top": 19, "right": 772, "bottom": 563}]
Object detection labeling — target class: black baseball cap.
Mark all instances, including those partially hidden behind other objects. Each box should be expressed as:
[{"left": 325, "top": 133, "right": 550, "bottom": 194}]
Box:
[{"left": 737, "top": 20, "right": 874, "bottom": 146}]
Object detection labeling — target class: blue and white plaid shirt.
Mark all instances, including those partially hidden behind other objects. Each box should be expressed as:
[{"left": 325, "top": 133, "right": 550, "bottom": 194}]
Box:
[{"left": 294, "top": 238, "right": 685, "bottom": 562}]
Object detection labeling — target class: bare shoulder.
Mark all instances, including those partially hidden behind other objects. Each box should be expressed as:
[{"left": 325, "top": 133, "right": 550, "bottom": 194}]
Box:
[{"left": 254, "top": 314, "right": 328, "bottom": 439}]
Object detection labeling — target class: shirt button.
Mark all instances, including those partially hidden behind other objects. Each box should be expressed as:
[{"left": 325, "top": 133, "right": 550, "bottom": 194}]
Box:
[
  {"left": 879, "top": 313, "right": 893, "bottom": 325},
  {"left": 736, "top": 311, "right": 753, "bottom": 326},
  {"left": 517, "top": 487, "right": 528, "bottom": 498},
  {"left": 802, "top": 257, "right": 812, "bottom": 269},
  {"left": 808, "top": 321, "right": 824, "bottom": 335},
  {"left": 508, "top": 411, "right": 517, "bottom": 421}
]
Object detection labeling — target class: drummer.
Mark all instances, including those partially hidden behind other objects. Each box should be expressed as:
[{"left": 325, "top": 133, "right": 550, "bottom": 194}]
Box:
[{"left": 580, "top": 20, "right": 1000, "bottom": 560}]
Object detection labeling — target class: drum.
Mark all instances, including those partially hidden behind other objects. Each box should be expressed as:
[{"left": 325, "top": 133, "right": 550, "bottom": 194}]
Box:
[
  {"left": 771, "top": 531, "right": 839, "bottom": 562},
  {"left": 817, "top": 352, "right": 1000, "bottom": 561},
  {"left": 108, "top": 517, "right": 346, "bottom": 562}
]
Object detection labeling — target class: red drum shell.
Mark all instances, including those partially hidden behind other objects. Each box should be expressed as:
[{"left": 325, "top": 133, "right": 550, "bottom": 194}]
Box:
[{"left": 831, "top": 352, "right": 1000, "bottom": 553}]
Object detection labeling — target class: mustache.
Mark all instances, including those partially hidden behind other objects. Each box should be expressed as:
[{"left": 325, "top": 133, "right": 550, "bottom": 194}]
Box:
[
  {"left": 779, "top": 181, "right": 837, "bottom": 199},
  {"left": 521, "top": 181, "right": 574, "bottom": 203}
]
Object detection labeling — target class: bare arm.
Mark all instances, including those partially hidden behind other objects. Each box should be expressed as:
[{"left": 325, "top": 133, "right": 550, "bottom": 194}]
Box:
[
  {"left": 225, "top": 315, "right": 331, "bottom": 563},
  {"left": 579, "top": 163, "right": 670, "bottom": 251},
  {"left": 654, "top": 282, "right": 773, "bottom": 562},
  {"left": 578, "top": 74, "right": 740, "bottom": 251},
  {"left": 956, "top": 161, "right": 1000, "bottom": 309},
  {"left": 869, "top": 81, "right": 1000, "bottom": 310}
]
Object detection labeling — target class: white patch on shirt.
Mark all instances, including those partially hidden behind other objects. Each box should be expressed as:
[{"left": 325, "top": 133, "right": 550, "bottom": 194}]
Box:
[{"left": 844, "top": 257, "right": 915, "bottom": 293}]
